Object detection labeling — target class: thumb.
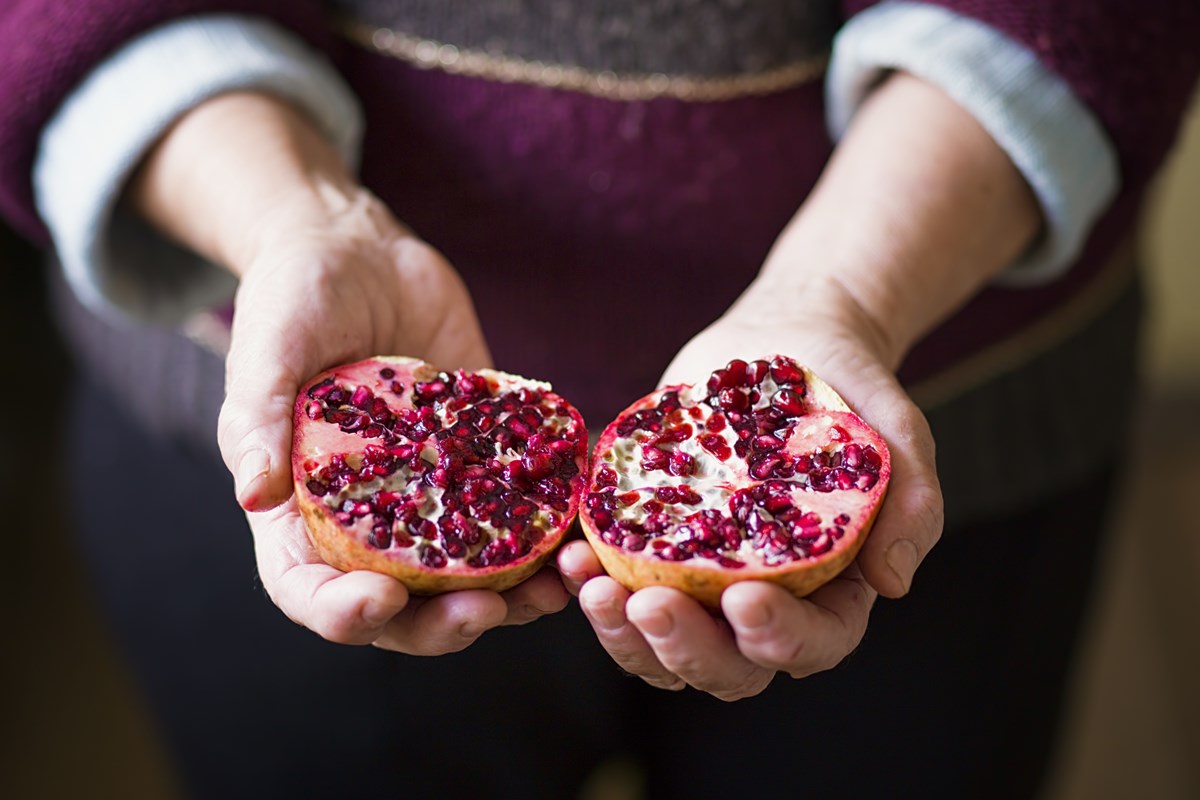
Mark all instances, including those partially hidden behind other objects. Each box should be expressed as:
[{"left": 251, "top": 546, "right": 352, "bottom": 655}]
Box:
[
  {"left": 853, "top": 398, "right": 943, "bottom": 598},
  {"left": 218, "top": 332, "right": 306, "bottom": 512}
]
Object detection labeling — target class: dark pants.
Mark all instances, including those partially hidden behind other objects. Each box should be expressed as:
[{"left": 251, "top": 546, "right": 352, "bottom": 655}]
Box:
[{"left": 69, "top": 375, "right": 1112, "bottom": 800}]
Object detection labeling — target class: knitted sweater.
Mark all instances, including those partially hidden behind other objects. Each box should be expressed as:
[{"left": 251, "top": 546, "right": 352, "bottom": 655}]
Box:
[{"left": 1, "top": 1, "right": 1196, "bottom": 525}]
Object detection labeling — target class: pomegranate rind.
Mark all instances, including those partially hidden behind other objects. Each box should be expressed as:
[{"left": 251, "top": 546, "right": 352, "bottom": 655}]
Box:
[
  {"left": 580, "top": 361, "right": 890, "bottom": 608},
  {"left": 292, "top": 356, "right": 588, "bottom": 594}
]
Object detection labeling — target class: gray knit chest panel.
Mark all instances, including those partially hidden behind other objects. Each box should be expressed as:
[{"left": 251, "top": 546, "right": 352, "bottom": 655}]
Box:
[{"left": 330, "top": 0, "right": 840, "bottom": 74}]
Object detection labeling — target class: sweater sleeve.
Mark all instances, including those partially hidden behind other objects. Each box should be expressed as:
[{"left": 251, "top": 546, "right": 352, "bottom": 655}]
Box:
[
  {"left": 0, "top": 0, "right": 337, "bottom": 243},
  {"left": 834, "top": 0, "right": 1200, "bottom": 280},
  {"left": 33, "top": 15, "right": 363, "bottom": 324},
  {"left": 827, "top": 2, "right": 1118, "bottom": 285}
]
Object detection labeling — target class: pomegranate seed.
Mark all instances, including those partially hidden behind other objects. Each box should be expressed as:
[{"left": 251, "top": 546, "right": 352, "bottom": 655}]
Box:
[
  {"left": 699, "top": 433, "right": 732, "bottom": 461},
  {"left": 763, "top": 494, "right": 792, "bottom": 515},
  {"left": 754, "top": 434, "right": 783, "bottom": 451},
  {"left": 842, "top": 443, "right": 864, "bottom": 469},
  {"left": 669, "top": 451, "right": 695, "bottom": 477},
  {"left": 768, "top": 357, "right": 806, "bottom": 387},
  {"left": 368, "top": 524, "right": 392, "bottom": 549},
  {"left": 749, "top": 456, "right": 780, "bottom": 481},
  {"left": 522, "top": 452, "right": 554, "bottom": 480},
  {"left": 835, "top": 513, "right": 851, "bottom": 525},
  {"left": 641, "top": 447, "right": 669, "bottom": 472},
  {"left": 855, "top": 472, "right": 879, "bottom": 490},
  {"left": 796, "top": 525, "right": 822, "bottom": 540},
  {"left": 421, "top": 546, "right": 448, "bottom": 568},
  {"left": 746, "top": 360, "right": 770, "bottom": 384},
  {"left": 622, "top": 533, "right": 646, "bottom": 551},
  {"left": 717, "top": 387, "right": 749, "bottom": 412},
  {"left": 595, "top": 465, "right": 618, "bottom": 487},
  {"left": 307, "top": 378, "right": 334, "bottom": 399},
  {"left": 707, "top": 368, "right": 734, "bottom": 395},
  {"left": 655, "top": 486, "right": 680, "bottom": 504},
  {"left": 771, "top": 389, "right": 805, "bottom": 416}
]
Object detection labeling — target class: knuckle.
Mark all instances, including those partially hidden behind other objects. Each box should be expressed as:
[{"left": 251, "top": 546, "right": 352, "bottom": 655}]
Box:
[{"left": 642, "top": 674, "right": 686, "bottom": 692}]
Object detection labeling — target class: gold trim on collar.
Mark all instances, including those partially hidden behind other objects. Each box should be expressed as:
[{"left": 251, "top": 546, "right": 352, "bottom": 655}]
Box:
[{"left": 337, "top": 18, "right": 828, "bottom": 101}]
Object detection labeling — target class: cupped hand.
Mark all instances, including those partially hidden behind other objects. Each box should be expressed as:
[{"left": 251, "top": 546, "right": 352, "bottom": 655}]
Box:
[
  {"left": 558, "top": 277, "right": 943, "bottom": 698},
  {"left": 218, "top": 190, "right": 569, "bottom": 652}
]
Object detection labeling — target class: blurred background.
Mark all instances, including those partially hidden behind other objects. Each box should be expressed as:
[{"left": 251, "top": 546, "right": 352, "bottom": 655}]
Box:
[{"left": 1, "top": 98, "right": 1197, "bottom": 800}]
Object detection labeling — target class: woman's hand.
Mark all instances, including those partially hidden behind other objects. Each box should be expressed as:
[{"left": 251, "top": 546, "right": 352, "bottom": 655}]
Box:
[
  {"left": 558, "top": 278, "right": 943, "bottom": 699},
  {"left": 130, "top": 92, "right": 570, "bottom": 652},
  {"left": 559, "top": 71, "right": 1041, "bottom": 698}
]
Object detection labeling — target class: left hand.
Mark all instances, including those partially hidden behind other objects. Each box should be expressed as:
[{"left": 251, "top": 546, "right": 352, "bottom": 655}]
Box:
[{"left": 557, "top": 276, "right": 944, "bottom": 700}]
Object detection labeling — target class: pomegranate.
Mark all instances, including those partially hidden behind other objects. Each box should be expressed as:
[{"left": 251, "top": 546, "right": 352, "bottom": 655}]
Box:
[
  {"left": 580, "top": 356, "right": 890, "bottom": 607},
  {"left": 292, "top": 356, "right": 588, "bottom": 593}
]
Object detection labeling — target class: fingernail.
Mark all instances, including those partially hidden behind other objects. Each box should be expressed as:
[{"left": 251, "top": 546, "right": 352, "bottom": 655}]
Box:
[
  {"left": 362, "top": 600, "right": 396, "bottom": 626},
  {"left": 731, "top": 600, "right": 771, "bottom": 630},
  {"left": 459, "top": 621, "right": 486, "bottom": 639},
  {"left": 634, "top": 609, "right": 673, "bottom": 638},
  {"left": 591, "top": 600, "right": 625, "bottom": 631},
  {"left": 886, "top": 539, "right": 919, "bottom": 594},
  {"left": 236, "top": 448, "right": 271, "bottom": 505}
]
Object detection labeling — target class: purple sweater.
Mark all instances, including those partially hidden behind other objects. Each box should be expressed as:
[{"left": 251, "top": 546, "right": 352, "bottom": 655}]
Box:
[{"left": 0, "top": 1, "right": 1197, "bottom": 522}]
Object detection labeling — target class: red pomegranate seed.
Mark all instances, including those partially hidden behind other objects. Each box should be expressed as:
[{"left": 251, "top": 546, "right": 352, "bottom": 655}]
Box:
[
  {"left": 771, "top": 389, "right": 805, "bottom": 416},
  {"left": 768, "top": 357, "right": 806, "bottom": 386},
  {"left": 669, "top": 451, "right": 695, "bottom": 477},
  {"left": 641, "top": 447, "right": 669, "bottom": 472},
  {"left": 717, "top": 387, "right": 749, "bottom": 412},
  {"left": 746, "top": 360, "right": 770, "bottom": 385}
]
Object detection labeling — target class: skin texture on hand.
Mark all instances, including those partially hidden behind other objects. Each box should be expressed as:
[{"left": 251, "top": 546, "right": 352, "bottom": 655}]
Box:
[
  {"left": 559, "top": 72, "right": 1041, "bottom": 700},
  {"left": 129, "top": 92, "right": 570, "bottom": 653}
]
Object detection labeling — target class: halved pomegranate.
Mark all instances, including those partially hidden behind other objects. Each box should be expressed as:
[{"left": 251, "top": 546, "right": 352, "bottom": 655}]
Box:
[
  {"left": 292, "top": 357, "right": 588, "bottom": 593},
  {"left": 580, "top": 356, "right": 890, "bottom": 607}
]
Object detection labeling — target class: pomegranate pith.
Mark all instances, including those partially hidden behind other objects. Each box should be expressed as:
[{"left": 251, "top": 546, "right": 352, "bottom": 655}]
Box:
[
  {"left": 292, "top": 356, "right": 588, "bottom": 594},
  {"left": 581, "top": 356, "right": 890, "bottom": 607}
]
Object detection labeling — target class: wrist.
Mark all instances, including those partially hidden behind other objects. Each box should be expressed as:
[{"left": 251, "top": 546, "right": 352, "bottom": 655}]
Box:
[
  {"left": 741, "top": 261, "right": 907, "bottom": 373},
  {"left": 129, "top": 91, "right": 361, "bottom": 276}
]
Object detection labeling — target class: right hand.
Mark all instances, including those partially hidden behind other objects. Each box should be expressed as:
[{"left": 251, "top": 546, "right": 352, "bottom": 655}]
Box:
[{"left": 132, "top": 93, "right": 571, "bottom": 652}]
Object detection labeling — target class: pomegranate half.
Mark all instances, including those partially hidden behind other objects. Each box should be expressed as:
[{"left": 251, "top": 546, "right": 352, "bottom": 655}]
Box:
[
  {"left": 580, "top": 356, "right": 890, "bottom": 607},
  {"left": 292, "top": 356, "right": 588, "bottom": 593}
]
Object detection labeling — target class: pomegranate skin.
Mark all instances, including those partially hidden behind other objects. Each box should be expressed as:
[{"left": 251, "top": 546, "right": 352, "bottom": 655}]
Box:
[
  {"left": 580, "top": 358, "right": 890, "bottom": 608},
  {"left": 292, "top": 356, "right": 588, "bottom": 594}
]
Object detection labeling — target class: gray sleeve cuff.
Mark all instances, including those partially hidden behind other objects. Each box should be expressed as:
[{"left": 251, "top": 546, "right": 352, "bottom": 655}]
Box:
[
  {"left": 826, "top": 1, "right": 1120, "bottom": 285},
  {"left": 33, "top": 14, "right": 364, "bottom": 325}
]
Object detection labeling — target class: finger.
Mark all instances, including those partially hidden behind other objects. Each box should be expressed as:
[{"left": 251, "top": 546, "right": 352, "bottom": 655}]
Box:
[
  {"left": 556, "top": 540, "right": 607, "bottom": 597},
  {"left": 218, "top": 318, "right": 306, "bottom": 512},
  {"left": 498, "top": 567, "right": 571, "bottom": 626},
  {"left": 250, "top": 501, "right": 410, "bottom": 643},
  {"left": 372, "top": 590, "right": 508, "bottom": 655},
  {"left": 722, "top": 574, "right": 875, "bottom": 678},
  {"left": 578, "top": 578, "right": 684, "bottom": 691},
  {"left": 626, "top": 587, "right": 774, "bottom": 701},
  {"left": 851, "top": 396, "right": 943, "bottom": 598},
  {"left": 269, "top": 564, "right": 412, "bottom": 644}
]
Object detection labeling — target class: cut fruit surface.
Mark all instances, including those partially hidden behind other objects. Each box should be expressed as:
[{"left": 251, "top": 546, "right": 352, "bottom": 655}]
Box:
[{"left": 292, "top": 356, "right": 588, "bottom": 594}]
